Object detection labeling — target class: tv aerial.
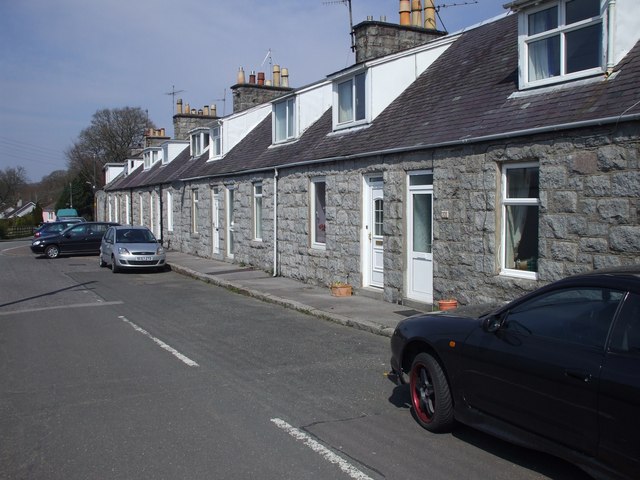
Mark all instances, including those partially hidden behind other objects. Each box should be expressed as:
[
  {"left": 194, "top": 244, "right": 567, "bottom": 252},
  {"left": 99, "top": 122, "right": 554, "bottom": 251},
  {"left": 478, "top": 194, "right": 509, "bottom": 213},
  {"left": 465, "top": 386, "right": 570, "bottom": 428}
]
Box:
[{"left": 165, "top": 85, "right": 185, "bottom": 113}]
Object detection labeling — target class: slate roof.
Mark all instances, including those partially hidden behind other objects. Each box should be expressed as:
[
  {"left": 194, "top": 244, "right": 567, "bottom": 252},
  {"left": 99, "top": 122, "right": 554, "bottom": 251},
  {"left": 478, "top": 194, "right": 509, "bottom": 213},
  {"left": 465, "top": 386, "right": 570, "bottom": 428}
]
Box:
[{"left": 108, "top": 13, "right": 640, "bottom": 191}]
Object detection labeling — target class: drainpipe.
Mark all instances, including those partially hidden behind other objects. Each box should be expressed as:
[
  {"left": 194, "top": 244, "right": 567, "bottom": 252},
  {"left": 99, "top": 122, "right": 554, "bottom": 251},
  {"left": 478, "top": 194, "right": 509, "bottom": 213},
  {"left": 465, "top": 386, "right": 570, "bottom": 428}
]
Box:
[
  {"left": 273, "top": 168, "right": 278, "bottom": 277},
  {"left": 159, "top": 184, "right": 164, "bottom": 244},
  {"left": 606, "top": 0, "right": 616, "bottom": 75}
]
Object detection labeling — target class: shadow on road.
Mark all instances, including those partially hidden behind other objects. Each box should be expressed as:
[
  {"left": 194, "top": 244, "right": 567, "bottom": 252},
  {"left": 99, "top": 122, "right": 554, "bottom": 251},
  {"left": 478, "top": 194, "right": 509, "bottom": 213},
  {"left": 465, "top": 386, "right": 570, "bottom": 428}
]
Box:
[{"left": 0, "top": 281, "right": 97, "bottom": 309}]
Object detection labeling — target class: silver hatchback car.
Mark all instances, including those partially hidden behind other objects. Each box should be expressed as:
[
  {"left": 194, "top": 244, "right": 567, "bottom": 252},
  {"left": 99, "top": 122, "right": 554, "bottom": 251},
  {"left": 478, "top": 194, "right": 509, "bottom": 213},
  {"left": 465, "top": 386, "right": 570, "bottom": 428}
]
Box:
[{"left": 99, "top": 225, "right": 166, "bottom": 273}]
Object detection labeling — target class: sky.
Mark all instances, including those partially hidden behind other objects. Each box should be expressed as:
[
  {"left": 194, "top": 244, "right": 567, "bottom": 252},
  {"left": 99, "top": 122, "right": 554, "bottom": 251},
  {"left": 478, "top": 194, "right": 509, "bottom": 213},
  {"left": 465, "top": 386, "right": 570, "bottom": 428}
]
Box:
[{"left": 0, "top": 0, "right": 511, "bottom": 183}]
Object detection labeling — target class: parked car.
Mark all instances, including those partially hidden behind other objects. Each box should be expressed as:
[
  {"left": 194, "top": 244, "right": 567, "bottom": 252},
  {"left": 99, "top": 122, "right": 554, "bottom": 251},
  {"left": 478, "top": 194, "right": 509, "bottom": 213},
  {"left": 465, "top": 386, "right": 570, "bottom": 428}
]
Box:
[
  {"left": 33, "top": 219, "right": 85, "bottom": 238},
  {"left": 99, "top": 225, "right": 166, "bottom": 273},
  {"left": 30, "top": 222, "right": 118, "bottom": 258},
  {"left": 389, "top": 268, "right": 640, "bottom": 480}
]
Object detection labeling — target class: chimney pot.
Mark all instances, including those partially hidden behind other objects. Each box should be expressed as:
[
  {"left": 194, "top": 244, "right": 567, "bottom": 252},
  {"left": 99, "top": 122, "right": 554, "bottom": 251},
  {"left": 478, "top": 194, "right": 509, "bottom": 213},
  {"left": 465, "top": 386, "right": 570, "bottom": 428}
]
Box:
[
  {"left": 411, "top": 0, "right": 422, "bottom": 27},
  {"left": 249, "top": 71, "right": 256, "bottom": 84},
  {"left": 203, "top": 105, "right": 210, "bottom": 116},
  {"left": 237, "top": 67, "right": 246, "bottom": 84},
  {"left": 273, "top": 64, "right": 281, "bottom": 87},
  {"left": 281, "top": 67, "right": 289, "bottom": 87},
  {"left": 399, "top": 0, "right": 411, "bottom": 25},
  {"left": 424, "top": 0, "right": 436, "bottom": 29},
  {"left": 161, "top": 128, "right": 165, "bottom": 136},
  {"left": 211, "top": 105, "right": 217, "bottom": 117},
  {"left": 257, "top": 72, "right": 265, "bottom": 85}
]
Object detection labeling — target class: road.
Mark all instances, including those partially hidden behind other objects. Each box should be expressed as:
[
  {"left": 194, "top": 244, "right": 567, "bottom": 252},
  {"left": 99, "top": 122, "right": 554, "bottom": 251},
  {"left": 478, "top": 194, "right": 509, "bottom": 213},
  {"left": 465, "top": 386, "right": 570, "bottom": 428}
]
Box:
[{"left": 0, "top": 239, "right": 591, "bottom": 479}]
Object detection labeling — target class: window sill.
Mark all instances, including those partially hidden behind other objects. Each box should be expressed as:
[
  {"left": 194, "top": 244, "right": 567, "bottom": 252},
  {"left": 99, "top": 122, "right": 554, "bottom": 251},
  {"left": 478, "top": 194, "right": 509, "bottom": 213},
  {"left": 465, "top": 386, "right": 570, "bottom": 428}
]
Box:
[{"left": 500, "top": 268, "right": 538, "bottom": 281}]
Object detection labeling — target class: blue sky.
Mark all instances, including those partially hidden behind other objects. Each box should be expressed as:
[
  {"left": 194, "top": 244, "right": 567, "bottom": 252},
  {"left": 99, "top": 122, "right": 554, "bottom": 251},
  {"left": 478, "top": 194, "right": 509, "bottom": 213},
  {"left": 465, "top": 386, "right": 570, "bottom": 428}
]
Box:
[{"left": 0, "top": 0, "right": 511, "bottom": 183}]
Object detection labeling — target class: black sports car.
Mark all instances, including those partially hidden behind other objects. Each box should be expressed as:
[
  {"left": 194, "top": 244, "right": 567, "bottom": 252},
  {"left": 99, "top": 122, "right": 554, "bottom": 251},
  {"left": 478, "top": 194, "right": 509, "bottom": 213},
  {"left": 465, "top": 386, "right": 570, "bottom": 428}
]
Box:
[{"left": 389, "top": 268, "right": 640, "bottom": 480}]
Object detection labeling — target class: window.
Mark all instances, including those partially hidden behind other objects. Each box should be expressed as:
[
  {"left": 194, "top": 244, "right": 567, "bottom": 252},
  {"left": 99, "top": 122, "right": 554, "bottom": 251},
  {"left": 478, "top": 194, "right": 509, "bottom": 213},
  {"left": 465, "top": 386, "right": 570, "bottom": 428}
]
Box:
[
  {"left": 210, "top": 126, "right": 221, "bottom": 158},
  {"left": 610, "top": 293, "right": 640, "bottom": 354},
  {"left": 144, "top": 148, "right": 161, "bottom": 169},
  {"left": 274, "top": 97, "right": 295, "bottom": 143},
  {"left": 505, "top": 287, "right": 624, "bottom": 348},
  {"left": 167, "top": 191, "right": 173, "bottom": 231},
  {"left": 191, "top": 130, "right": 210, "bottom": 157},
  {"left": 310, "top": 178, "right": 326, "bottom": 248},
  {"left": 501, "top": 163, "right": 539, "bottom": 278},
  {"left": 335, "top": 72, "right": 366, "bottom": 127},
  {"left": 191, "top": 189, "right": 199, "bottom": 233},
  {"left": 253, "top": 183, "right": 263, "bottom": 241},
  {"left": 519, "top": 0, "right": 603, "bottom": 87}
]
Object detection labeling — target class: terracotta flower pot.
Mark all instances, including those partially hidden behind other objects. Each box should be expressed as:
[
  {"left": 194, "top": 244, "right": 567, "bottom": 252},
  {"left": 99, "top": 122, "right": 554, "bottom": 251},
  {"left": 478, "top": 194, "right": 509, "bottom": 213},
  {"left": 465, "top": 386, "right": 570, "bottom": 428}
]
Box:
[
  {"left": 437, "top": 299, "right": 458, "bottom": 311},
  {"left": 331, "top": 285, "right": 352, "bottom": 297}
]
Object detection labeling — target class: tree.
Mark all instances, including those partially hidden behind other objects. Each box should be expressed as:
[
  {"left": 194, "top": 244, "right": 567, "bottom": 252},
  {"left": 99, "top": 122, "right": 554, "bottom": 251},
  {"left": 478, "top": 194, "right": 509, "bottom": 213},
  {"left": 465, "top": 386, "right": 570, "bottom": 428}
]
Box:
[
  {"left": 66, "top": 107, "right": 155, "bottom": 188},
  {"left": 0, "top": 166, "right": 28, "bottom": 209},
  {"left": 55, "top": 175, "right": 94, "bottom": 220}
]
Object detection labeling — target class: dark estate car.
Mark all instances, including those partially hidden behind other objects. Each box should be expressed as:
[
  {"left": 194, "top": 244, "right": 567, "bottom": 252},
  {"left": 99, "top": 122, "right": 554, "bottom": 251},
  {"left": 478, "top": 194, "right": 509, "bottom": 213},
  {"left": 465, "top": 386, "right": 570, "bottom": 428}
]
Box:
[
  {"left": 33, "top": 219, "right": 85, "bottom": 238},
  {"left": 389, "top": 268, "right": 640, "bottom": 480},
  {"left": 30, "top": 222, "right": 119, "bottom": 258}
]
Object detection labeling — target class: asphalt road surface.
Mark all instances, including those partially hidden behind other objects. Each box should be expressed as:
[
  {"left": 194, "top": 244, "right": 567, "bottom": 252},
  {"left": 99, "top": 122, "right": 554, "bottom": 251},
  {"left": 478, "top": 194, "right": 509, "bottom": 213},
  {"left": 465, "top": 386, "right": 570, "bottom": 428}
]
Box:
[{"left": 0, "top": 240, "right": 592, "bottom": 479}]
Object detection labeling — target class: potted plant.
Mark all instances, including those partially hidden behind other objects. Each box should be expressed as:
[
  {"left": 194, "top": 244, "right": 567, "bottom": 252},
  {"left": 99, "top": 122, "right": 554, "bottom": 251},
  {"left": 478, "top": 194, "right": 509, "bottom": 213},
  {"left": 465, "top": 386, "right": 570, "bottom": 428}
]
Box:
[
  {"left": 330, "top": 281, "right": 352, "bottom": 297},
  {"left": 437, "top": 298, "right": 458, "bottom": 311}
]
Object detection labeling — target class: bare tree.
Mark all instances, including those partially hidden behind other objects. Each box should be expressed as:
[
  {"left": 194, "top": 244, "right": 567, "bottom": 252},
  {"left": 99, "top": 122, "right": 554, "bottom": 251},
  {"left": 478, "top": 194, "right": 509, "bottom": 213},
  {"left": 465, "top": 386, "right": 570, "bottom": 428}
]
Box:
[
  {"left": 0, "top": 166, "right": 28, "bottom": 209},
  {"left": 66, "top": 107, "right": 155, "bottom": 187}
]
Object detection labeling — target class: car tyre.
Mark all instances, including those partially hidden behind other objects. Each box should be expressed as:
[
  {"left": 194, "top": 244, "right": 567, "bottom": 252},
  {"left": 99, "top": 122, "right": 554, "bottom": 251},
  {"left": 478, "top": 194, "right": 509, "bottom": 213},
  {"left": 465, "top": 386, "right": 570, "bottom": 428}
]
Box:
[
  {"left": 409, "top": 352, "right": 454, "bottom": 432},
  {"left": 111, "top": 256, "right": 119, "bottom": 273},
  {"left": 45, "top": 245, "right": 60, "bottom": 259}
]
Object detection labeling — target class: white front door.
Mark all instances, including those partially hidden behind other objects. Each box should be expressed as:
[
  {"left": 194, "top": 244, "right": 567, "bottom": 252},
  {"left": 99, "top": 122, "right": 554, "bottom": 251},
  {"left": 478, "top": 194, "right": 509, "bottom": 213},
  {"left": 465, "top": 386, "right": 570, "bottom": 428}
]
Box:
[
  {"left": 211, "top": 187, "right": 220, "bottom": 255},
  {"left": 364, "top": 176, "right": 384, "bottom": 288},
  {"left": 407, "top": 172, "right": 434, "bottom": 303}
]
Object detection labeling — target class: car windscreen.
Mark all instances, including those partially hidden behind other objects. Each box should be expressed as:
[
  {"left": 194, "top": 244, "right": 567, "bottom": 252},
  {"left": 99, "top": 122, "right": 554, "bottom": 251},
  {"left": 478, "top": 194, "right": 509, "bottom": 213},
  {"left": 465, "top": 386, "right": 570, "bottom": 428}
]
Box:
[{"left": 116, "top": 229, "right": 156, "bottom": 243}]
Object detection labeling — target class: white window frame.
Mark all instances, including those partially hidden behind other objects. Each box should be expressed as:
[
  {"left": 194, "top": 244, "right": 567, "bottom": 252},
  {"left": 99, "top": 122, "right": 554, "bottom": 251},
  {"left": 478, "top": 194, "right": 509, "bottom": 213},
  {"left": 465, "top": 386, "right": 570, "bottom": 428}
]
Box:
[
  {"left": 273, "top": 97, "right": 296, "bottom": 143},
  {"left": 501, "top": 162, "right": 540, "bottom": 280},
  {"left": 114, "top": 196, "right": 119, "bottom": 223},
  {"left": 310, "top": 177, "right": 327, "bottom": 249},
  {"left": 517, "top": 0, "right": 605, "bottom": 89},
  {"left": 191, "top": 189, "right": 199, "bottom": 233},
  {"left": 143, "top": 148, "right": 161, "bottom": 170},
  {"left": 333, "top": 71, "right": 367, "bottom": 130},
  {"left": 166, "top": 191, "right": 173, "bottom": 232},
  {"left": 253, "top": 182, "right": 263, "bottom": 241},
  {"left": 209, "top": 126, "right": 222, "bottom": 159},
  {"left": 125, "top": 194, "right": 130, "bottom": 224},
  {"left": 190, "top": 129, "right": 210, "bottom": 157}
]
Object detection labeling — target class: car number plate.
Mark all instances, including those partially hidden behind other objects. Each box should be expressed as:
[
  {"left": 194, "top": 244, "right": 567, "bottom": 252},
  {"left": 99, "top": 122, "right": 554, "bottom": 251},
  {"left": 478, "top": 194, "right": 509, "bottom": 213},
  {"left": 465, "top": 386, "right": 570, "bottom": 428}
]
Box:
[{"left": 137, "top": 256, "right": 153, "bottom": 261}]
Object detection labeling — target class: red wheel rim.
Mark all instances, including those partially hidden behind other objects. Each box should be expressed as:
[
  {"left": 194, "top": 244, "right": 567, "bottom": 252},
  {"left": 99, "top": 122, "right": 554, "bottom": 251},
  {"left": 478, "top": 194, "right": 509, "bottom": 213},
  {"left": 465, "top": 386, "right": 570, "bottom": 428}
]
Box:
[{"left": 410, "top": 362, "right": 435, "bottom": 423}]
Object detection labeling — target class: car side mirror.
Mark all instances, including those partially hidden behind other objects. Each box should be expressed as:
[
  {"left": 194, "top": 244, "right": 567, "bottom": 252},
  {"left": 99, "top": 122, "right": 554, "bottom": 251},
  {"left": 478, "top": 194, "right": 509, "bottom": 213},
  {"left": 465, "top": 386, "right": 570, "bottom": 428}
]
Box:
[{"left": 483, "top": 314, "right": 504, "bottom": 333}]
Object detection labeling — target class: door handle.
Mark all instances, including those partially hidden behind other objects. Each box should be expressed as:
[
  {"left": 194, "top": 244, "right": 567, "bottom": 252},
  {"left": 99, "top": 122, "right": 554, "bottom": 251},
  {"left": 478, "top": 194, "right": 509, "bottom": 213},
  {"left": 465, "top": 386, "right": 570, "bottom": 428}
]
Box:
[{"left": 565, "top": 370, "right": 592, "bottom": 383}]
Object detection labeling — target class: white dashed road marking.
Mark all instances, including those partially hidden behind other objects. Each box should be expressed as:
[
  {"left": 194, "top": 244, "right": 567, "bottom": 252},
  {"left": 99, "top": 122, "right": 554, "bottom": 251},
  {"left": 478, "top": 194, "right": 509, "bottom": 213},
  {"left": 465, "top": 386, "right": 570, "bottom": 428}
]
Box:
[
  {"left": 119, "top": 315, "right": 199, "bottom": 367},
  {"left": 271, "top": 418, "right": 374, "bottom": 480}
]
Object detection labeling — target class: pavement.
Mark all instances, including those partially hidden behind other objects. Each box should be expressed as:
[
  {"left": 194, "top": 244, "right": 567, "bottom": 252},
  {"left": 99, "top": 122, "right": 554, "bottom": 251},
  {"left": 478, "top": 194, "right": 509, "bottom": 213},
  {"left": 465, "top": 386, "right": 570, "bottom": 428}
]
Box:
[{"left": 166, "top": 251, "right": 430, "bottom": 338}]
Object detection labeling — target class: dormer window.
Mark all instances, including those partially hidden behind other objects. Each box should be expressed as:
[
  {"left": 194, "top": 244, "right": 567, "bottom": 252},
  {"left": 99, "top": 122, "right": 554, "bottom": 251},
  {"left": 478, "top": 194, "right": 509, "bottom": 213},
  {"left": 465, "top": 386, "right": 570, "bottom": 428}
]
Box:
[
  {"left": 143, "top": 148, "right": 161, "bottom": 170},
  {"left": 518, "top": 0, "right": 603, "bottom": 88},
  {"left": 190, "top": 129, "right": 210, "bottom": 157},
  {"left": 210, "top": 126, "right": 222, "bottom": 158},
  {"left": 333, "top": 71, "right": 367, "bottom": 129},
  {"left": 273, "top": 97, "right": 295, "bottom": 143}
]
